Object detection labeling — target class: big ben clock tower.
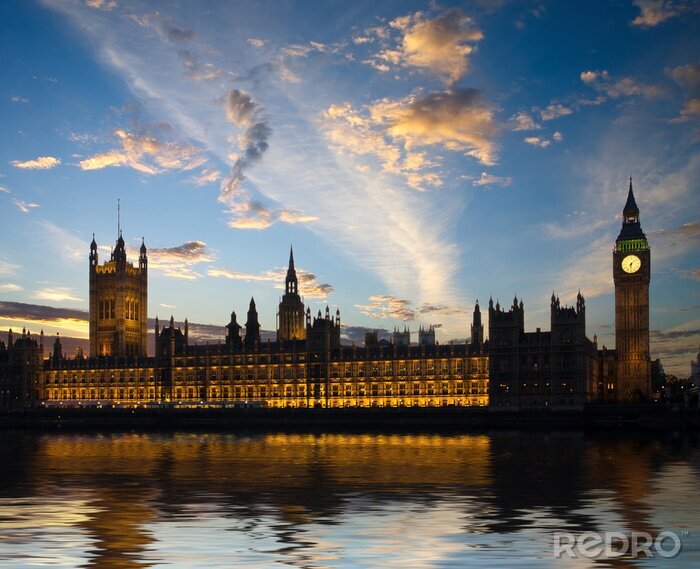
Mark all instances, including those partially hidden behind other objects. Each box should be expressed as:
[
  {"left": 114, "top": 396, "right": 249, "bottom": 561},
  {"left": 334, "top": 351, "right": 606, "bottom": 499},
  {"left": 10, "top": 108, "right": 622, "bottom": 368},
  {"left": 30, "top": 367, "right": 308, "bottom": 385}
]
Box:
[{"left": 613, "top": 178, "right": 651, "bottom": 400}]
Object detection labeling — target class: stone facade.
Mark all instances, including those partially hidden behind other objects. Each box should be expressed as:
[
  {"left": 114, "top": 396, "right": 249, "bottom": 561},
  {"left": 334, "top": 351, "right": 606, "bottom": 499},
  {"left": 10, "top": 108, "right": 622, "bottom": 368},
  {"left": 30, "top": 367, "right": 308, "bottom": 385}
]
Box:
[{"left": 89, "top": 232, "right": 148, "bottom": 358}]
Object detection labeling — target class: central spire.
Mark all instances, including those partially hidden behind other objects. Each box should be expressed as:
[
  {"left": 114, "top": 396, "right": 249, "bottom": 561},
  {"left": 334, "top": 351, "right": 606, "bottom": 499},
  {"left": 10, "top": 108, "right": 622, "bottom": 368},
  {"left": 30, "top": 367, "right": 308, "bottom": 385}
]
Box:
[
  {"left": 285, "top": 245, "right": 298, "bottom": 295},
  {"left": 623, "top": 177, "right": 639, "bottom": 222}
]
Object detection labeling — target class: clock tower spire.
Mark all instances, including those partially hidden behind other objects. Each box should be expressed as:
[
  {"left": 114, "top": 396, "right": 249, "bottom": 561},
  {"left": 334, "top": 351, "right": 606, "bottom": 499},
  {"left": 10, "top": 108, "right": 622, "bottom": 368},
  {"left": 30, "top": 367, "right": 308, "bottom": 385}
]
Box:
[{"left": 613, "top": 177, "right": 651, "bottom": 401}]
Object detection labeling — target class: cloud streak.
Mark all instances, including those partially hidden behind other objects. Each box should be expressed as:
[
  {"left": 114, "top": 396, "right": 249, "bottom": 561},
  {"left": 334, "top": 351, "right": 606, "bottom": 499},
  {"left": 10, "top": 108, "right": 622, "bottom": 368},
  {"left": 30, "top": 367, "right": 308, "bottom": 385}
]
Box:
[
  {"left": 79, "top": 128, "right": 206, "bottom": 174},
  {"left": 11, "top": 156, "right": 61, "bottom": 170},
  {"left": 208, "top": 266, "right": 333, "bottom": 298},
  {"left": 149, "top": 240, "right": 213, "bottom": 280}
]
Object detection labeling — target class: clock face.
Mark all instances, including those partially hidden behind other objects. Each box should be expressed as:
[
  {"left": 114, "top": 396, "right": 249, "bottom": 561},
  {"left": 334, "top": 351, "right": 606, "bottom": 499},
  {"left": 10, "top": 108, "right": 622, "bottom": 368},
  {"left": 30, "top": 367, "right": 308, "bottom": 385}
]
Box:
[{"left": 621, "top": 254, "right": 641, "bottom": 274}]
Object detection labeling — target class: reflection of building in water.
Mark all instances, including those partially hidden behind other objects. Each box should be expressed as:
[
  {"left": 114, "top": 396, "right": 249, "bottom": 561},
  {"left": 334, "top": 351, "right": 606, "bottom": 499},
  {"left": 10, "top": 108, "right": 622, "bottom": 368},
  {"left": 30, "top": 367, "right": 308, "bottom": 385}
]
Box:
[
  {"left": 80, "top": 488, "right": 158, "bottom": 569},
  {"left": 0, "top": 183, "right": 655, "bottom": 409},
  {"left": 584, "top": 436, "right": 662, "bottom": 536},
  {"left": 3, "top": 431, "right": 695, "bottom": 566}
]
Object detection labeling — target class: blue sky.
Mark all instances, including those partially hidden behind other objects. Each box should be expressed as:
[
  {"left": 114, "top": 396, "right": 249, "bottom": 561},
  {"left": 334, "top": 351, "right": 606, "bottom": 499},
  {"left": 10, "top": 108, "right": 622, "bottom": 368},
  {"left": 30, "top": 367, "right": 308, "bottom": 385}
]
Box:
[{"left": 0, "top": 0, "right": 698, "bottom": 375}]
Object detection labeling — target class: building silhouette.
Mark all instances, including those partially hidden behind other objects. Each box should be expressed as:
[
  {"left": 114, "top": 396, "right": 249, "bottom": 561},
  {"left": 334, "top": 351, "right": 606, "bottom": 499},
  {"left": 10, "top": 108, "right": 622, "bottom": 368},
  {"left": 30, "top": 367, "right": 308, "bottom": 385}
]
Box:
[{"left": 0, "top": 181, "right": 655, "bottom": 410}]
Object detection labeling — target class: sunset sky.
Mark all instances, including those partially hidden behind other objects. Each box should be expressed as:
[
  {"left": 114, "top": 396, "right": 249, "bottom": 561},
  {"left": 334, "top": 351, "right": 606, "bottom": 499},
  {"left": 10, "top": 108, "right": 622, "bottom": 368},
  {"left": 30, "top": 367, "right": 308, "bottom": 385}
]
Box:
[{"left": 0, "top": 0, "right": 698, "bottom": 375}]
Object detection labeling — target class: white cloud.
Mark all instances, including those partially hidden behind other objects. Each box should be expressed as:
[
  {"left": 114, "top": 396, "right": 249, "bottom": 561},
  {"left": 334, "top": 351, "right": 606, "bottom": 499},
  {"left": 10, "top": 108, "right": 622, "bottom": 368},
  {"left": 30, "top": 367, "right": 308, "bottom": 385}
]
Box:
[
  {"left": 473, "top": 172, "right": 512, "bottom": 187},
  {"left": 0, "top": 260, "right": 20, "bottom": 276},
  {"left": 580, "top": 70, "right": 665, "bottom": 100},
  {"left": 149, "top": 241, "right": 213, "bottom": 280},
  {"left": 10, "top": 96, "right": 29, "bottom": 104},
  {"left": 35, "top": 288, "right": 83, "bottom": 303},
  {"left": 509, "top": 111, "right": 541, "bottom": 131},
  {"left": 36, "top": 221, "right": 87, "bottom": 264},
  {"left": 130, "top": 11, "right": 195, "bottom": 44},
  {"left": 11, "top": 156, "right": 61, "bottom": 170},
  {"left": 0, "top": 283, "right": 22, "bottom": 293},
  {"left": 190, "top": 168, "right": 221, "bottom": 186},
  {"left": 79, "top": 128, "right": 206, "bottom": 174},
  {"left": 355, "top": 295, "right": 466, "bottom": 321},
  {"left": 524, "top": 136, "right": 551, "bottom": 148},
  {"left": 368, "top": 9, "right": 483, "bottom": 84},
  {"left": 247, "top": 38, "right": 265, "bottom": 48},
  {"left": 524, "top": 132, "right": 563, "bottom": 148},
  {"left": 666, "top": 62, "right": 700, "bottom": 122},
  {"left": 12, "top": 199, "right": 40, "bottom": 213},
  {"left": 86, "top": 0, "right": 116, "bottom": 9},
  {"left": 540, "top": 103, "right": 573, "bottom": 121},
  {"left": 630, "top": 0, "right": 680, "bottom": 27},
  {"left": 208, "top": 266, "right": 333, "bottom": 298}
]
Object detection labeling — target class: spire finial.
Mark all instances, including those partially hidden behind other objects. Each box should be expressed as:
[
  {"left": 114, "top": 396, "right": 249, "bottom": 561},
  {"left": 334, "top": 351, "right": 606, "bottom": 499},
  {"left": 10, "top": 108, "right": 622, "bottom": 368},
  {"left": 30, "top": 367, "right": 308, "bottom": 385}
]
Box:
[
  {"left": 289, "top": 245, "right": 294, "bottom": 268},
  {"left": 117, "top": 198, "right": 121, "bottom": 238}
]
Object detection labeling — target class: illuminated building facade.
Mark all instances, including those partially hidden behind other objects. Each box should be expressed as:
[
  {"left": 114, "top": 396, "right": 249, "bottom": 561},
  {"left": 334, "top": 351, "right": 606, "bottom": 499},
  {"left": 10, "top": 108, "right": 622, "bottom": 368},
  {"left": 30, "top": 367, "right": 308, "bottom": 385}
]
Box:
[
  {"left": 89, "top": 229, "right": 148, "bottom": 358},
  {"left": 277, "top": 247, "right": 306, "bottom": 342},
  {"left": 36, "top": 308, "right": 488, "bottom": 409},
  {"left": 0, "top": 181, "right": 654, "bottom": 410}
]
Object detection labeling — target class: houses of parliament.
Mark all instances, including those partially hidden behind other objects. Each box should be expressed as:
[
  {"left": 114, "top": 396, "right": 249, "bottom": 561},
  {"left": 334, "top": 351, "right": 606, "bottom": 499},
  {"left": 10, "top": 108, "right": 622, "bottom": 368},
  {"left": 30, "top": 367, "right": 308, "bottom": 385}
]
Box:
[{"left": 0, "top": 182, "right": 652, "bottom": 410}]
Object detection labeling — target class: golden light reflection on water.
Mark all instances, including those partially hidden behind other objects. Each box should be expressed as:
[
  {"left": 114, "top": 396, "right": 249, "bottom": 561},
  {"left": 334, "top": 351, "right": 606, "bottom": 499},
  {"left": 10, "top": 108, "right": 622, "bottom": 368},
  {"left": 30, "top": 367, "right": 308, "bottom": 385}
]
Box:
[{"left": 0, "top": 432, "right": 698, "bottom": 567}]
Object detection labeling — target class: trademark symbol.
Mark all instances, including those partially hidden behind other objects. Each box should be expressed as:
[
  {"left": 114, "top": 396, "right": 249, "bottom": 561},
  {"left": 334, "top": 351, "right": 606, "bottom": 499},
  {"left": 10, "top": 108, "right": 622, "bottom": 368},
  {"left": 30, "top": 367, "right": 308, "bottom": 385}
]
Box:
[{"left": 681, "top": 531, "right": 689, "bottom": 537}]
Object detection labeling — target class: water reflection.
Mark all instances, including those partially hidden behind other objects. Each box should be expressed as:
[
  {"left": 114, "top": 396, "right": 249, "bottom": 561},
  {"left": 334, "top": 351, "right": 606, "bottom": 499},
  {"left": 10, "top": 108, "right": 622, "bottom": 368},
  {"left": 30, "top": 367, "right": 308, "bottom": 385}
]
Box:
[{"left": 0, "top": 431, "right": 698, "bottom": 567}]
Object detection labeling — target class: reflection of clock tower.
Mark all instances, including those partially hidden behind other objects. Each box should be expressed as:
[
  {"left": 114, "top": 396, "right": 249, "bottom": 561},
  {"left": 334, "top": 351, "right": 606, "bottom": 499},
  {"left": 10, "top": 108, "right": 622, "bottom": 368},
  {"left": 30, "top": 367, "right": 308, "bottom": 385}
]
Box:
[{"left": 613, "top": 178, "right": 651, "bottom": 400}]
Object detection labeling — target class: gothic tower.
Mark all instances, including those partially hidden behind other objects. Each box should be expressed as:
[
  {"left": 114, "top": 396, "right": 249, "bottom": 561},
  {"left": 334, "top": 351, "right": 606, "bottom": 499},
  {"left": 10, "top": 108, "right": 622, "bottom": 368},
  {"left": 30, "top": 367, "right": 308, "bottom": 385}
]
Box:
[
  {"left": 245, "top": 297, "right": 261, "bottom": 350},
  {"left": 276, "top": 247, "right": 306, "bottom": 342},
  {"left": 89, "top": 216, "right": 148, "bottom": 357},
  {"left": 613, "top": 178, "right": 651, "bottom": 400},
  {"left": 470, "top": 300, "right": 484, "bottom": 353}
]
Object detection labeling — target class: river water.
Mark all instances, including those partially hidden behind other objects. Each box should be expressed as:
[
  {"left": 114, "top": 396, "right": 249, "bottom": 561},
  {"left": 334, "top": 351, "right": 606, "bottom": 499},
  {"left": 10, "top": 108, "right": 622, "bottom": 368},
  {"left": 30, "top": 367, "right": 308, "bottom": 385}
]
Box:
[{"left": 0, "top": 430, "right": 698, "bottom": 567}]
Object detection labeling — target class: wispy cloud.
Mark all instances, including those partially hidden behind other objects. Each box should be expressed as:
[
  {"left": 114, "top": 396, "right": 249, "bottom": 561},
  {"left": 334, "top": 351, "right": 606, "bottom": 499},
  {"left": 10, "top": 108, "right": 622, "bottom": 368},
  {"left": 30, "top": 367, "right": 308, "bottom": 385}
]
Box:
[
  {"left": 540, "top": 103, "right": 573, "bottom": 121},
  {"left": 178, "top": 50, "right": 226, "bottom": 81},
  {"left": 524, "top": 132, "right": 562, "bottom": 148},
  {"left": 86, "top": 0, "right": 116, "bottom": 10},
  {"left": 10, "top": 95, "right": 29, "bottom": 104},
  {"left": 79, "top": 128, "right": 206, "bottom": 174},
  {"left": 35, "top": 221, "right": 87, "bottom": 264},
  {"left": 12, "top": 199, "right": 40, "bottom": 213},
  {"left": 630, "top": 0, "right": 689, "bottom": 27},
  {"left": 509, "top": 111, "right": 541, "bottom": 131},
  {"left": 473, "top": 172, "right": 512, "bottom": 187},
  {"left": 666, "top": 62, "right": 700, "bottom": 122},
  {"left": 34, "top": 287, "right": 82, "bottom": 303},
  {"left": 149, "top": 240, "right": 213, "bottom": 280},
  {"left": 190, "top": 168, "right": 221, "bottom": 186},
  {"left": 130, "top": 11, "right": 195, "bottom": 43},
  {"left": 0, "top": 283, "right": 22, "bottom": 293},
  {"left": 11, "top": 156, "right": 61, "bottom": 170},
  {"left": 580, "top": 70, "right": 665, "bottom": 100},
  {"left": 355, "top": 294, "right": 466, "bottom": 321},
  {"left": 208, "top": 266, "right": 333, "bottom": 299}
]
